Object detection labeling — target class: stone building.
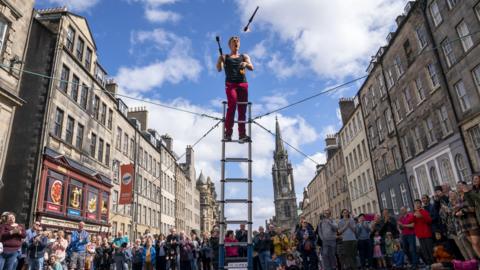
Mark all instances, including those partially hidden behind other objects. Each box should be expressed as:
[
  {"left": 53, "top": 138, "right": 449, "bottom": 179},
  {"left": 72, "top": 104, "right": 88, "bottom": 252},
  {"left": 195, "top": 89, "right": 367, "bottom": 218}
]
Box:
[
  {"left": 159, "top": 135, "right": 177, "bottom": 234},
  {"left": 271, "top": 119, "right": 298, "bottom": 230},
  {"left": 338, "top": 98, "right": 379, "bottom": 216},
  {"left": 0, "top": 0, "right": 35, "bottom": 187},
  {"left": 179, "top": 146, "right": 201, "bottom": 233},
  {"left": 196, "top": 172, "right": 218, "bottom": 233},
  {"left": 425, "top": 0, "right": 480, "bottom": 176},
  {"left": 302, "top": 164, "right": 328, "bottom": 227},
  {"left": 324, "top": 134, "right": 350, "bottom": 218}
]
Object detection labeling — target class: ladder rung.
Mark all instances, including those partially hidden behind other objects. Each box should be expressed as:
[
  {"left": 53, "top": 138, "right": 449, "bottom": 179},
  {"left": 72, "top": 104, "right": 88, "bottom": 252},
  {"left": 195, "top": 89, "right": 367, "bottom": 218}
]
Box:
[
  {"left": 222, "top": 139, "right": 244, "bottom": 143},
  {"left": 224, "top": 220, "right": 249, "bottom": 225},
  {"left": 223, "top": 158, "right": 251, "bottom": 162},
  {"left": 224, "top": 242, "right": 249, "bottom": 247},
  {"left": 223, "top": 199, "right": 250, "bottom": 204},
  {"left": 223, "top": 178, "right": 250, "bottom": 183},
  {"left": 236, "top": 102, "right": 250, "bottom": 105},
  {"left": 234, "top": 120, "right": 249, "bottom": 124}
]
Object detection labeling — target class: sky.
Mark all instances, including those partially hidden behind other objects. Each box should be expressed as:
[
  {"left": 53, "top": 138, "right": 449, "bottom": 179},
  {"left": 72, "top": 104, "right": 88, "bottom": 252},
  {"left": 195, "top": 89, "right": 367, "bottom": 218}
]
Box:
[{"left": 36, "top": 0, "right": 408, "bottom": 228}]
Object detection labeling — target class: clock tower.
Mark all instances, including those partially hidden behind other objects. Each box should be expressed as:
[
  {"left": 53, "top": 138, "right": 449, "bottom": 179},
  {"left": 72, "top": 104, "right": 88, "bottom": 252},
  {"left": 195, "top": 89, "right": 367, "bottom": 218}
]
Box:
[{"left": 271, "top": 118, "right": 298, "bottom": 230}]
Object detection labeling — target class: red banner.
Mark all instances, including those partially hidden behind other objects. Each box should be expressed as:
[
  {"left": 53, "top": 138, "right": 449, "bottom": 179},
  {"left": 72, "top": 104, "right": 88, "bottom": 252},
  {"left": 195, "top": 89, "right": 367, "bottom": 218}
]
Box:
[{"left": 119, "top": 164, "right": 134, "bottom": 204}]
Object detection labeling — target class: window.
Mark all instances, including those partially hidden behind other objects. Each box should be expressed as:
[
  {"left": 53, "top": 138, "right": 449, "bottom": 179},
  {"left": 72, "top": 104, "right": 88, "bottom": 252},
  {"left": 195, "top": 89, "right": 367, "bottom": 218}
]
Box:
[
  {"left": 116, "top": 127, "right": 122, "bottom": 150},
  {"left": 66, "top": 26, "right": 75, "bottom": 51},
  {"left": 90, "top": 133, "right": 97, "bottom": 157},
  {"left": 377, "top": 117, "right": 384, "bottom": 142},
  {"left": 368, "top": 126, "right": 376, "bottom": 144},
  {"left": 403, "top": 87, "right": 414, "bottom": 113},
  {"left": 386, "top": 68, "right": 395, "bottom": 89},
  {"left": 441, "top": 39, "right": 456, "bottom": 68},
  {"left": 446, "top": 0, "right": 457, "bottom": 9},
  {"left": 54, "top": 108, "right": 64, "bottom": 137},
  {"left": 85, "top": 48, "right": 92, "bottom": 70},
  {"left": 440, "top": 158, "right": 455, "bottom": 186},
  {"left": 456, "top": 21, "right": 474, "bottom": 52},
  {"left": 382, "top": 153, "right": 389, "bottom": 175},
  {"left": 413, "top": 126, "right": 424, "bottom": 153},
  {"left": 80, "top": 84, "right": 88, "bottom": 109},
  {"left": 403, "top": 40, "right": 414, "bottom": 65},
  {"left": 394, "top": 56, "right": 404, "bottom": 78},
  {"left": 71, "top": 75, "right": 79, "bottom": 102},
  {"left": 401, "top": 136, "right": 411, "bottom": 159},
  {"left": 390, "top": 188, "right": 399, "bottom": 214},
  {"left": 59, "top": 65, "right": 70, "bottom": 92},
  {"left": 455, "top": 154, "right": 468, "bottom": 182},
  {"left": 469, "top": 125, "right": 480, "bottom": 164},
  {"left": 392, "top": 99, "right": 403, "bottom": 123},
  {"left": 123, "top": 133, "right": 129, "bottom": 155},
  {"left": 409, "top": 175, "right": 420, "bottom": 200},
  {"left": 345, "top": 156, "right": 351, "bottom": 174},
  {"left": 100, "top": 103, "right": 107, "bottom": 125},
  {"left": 113, "top": 191, "right": 118, "bottom": 213},
  {"left": 430, "top": 1, "right": 443, "bottom": 26},
  {"left": 362, "top": 140, "right": 368, "bottom": 161},
  {"left": 76, "top": 124, "right": 84, "bottom": 149},
  {"left": 424, "top": 116, "right": 436, "bottom": 145},
  {"left": 105, "top": 144, "right": 110, "bottom": 166},
  {"left": 415, "top": 25, "right": 428, "bottom": 49},
  {"left": 414, "top": 76, "right": 426, "bottom": 103},
  {"left": 107, "top": 109, "right": 113, "bottom": 130},
  {"left": 76, "top": 38, "right": 84, "bottom": 60},
  {"left": 377, "top": 74, "right": 386, "bottom": 97},
  {"left": 65, "top": 116, "right": 74, "bottom": 144},
  {"left": 400, "top": 184, "right": 409, "bottom": 209},
  {"left": 430, "top": 166, "right": 440, "bottom": 188},
  {"left": 353, "top": 149, "right": 359, "bottom": 168},
  {"left": 381, "top": 192, "right": 388, "bottom": 210},
  {"left": 476, "top": 3, "right": 480, "bottom": 21},
  {"left": 130, "top": 139, "right": 135, "bottom": 159},
  {"left": 438, "top": 105, "right": 452, "bottom": 136},
  {"left": 427, "top": 63, "right": 440, "bottom": 89},
  {"left": 392, "top": 145, "right": 402, "bottom": 170},
  {"left": 362, "top": 95, "right": 369, "bottom": 113},
  {"left": 92, "top": 95, "right": 100, "bottom": 119},
  {"left": 98, "top": 138, "right": 104, "bottom": 162},
  {"left": 384, "top": 109, "right": 394, "bottom": 134},
  {"left": 376, "top": 159, "right": 384, "bottom": 178},
  {"left": 455, "top": 80, "right": 471, "bottom": 112},
  {"left": 417, "top": 166, "right": 432, "bottom": 196}
]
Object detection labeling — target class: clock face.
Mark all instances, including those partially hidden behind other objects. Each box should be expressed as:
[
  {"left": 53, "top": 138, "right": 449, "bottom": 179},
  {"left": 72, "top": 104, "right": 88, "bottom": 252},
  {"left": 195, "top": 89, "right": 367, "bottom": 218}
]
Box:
[{"left": 282, "top": 187, "right": 288, "bottom": 193}]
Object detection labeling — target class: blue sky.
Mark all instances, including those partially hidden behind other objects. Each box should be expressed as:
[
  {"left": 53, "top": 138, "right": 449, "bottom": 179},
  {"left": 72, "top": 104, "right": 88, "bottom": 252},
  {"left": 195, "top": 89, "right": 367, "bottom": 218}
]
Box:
[{"left": 37, "top": 0, "right": 407, "bottom": 227}]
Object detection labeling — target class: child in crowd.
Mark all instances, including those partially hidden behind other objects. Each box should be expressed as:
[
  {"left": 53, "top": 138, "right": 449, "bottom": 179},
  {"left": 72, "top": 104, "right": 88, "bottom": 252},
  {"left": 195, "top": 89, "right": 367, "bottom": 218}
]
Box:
[
  {"left": 385, "top": 232, "right": 395, "bottom": 267},
  {"left": 285, "top": 253, "right": 300, "bottom": 270},
  {"left": 269, "top": 254, "right": 282, "bottom": 270},
  {"left": 373, "top": 231, "right": 386, "bottom": 269},
  {"left": 432, "top": 232, "right": 454, "bottom": 270},
  {"left": 392, "top": 242, "right": 405, "bottom": 269},
  {"left": 47, "top": 254, "right": 63, "bottom": 270}
]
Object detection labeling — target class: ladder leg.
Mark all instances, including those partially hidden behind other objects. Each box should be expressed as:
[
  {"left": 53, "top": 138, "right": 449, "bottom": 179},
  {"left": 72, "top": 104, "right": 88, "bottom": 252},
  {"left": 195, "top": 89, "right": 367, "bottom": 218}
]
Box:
[
  {"left": 219, "top": 101, "right": 227, "bottom": 270},
  {"left": 247, "top": 102, "right": 253, "bottom": 270}
]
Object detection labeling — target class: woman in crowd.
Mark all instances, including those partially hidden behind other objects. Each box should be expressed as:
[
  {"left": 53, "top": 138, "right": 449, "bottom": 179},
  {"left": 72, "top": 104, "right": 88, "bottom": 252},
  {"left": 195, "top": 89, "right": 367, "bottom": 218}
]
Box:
[
  {"left": 225, "top": 230, "right": 238, "bottom": 258},
  {"left": 456, "top": 181, "right": 480, "bottom": 258},
  {"left": 85, "top": 234, "right": 97, "bottom": 270},
  {"left": 51, "top": 230, "right": 68, "bottom": 269},
  {"left": 179, "top": 236, "right": 193, "bottom": 270},
  {"left": 0, "top": 213, "right": 26, "bottom": 270},
  {"left": 199, "top": 232, "right": 212, "bottom": 270},
  {"left": 155, "top": 234, "right": 167, "bottom": 270},
  {"left": 94, "top": 238, "right": 112, "bottom": 270},
  {"left": 131, "top": 239, "right": 144, "bottom": 270},
  {"left": 142, "top": 237, "right": 156, "bottom": 270},
  {"left": 338, "top": 209, "right": 357, "bottom": 270}
]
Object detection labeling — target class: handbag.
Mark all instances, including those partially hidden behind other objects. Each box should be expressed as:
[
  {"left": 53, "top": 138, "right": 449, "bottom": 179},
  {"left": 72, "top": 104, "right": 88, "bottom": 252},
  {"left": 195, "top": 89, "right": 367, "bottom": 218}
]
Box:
[{"left": 0, "top": 242, "right": 3, "bottom": 254}]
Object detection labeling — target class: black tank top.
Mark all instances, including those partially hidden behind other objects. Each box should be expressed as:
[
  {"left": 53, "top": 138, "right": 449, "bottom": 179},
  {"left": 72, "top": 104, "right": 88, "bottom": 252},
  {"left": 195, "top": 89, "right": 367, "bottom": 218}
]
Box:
[{"left": 224, "top": 54, "right": 247, "bottom": 83}]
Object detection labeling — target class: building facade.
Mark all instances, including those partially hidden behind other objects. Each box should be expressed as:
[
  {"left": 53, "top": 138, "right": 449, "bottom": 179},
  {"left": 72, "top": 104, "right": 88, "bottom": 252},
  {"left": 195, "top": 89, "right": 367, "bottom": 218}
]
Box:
[
  {"left": 339, "top": 98, "right": 379, "bottom": 216},
  {"left": 302, "top": 164, "right": 328, "bottom": 227},
  {"left": 271, "top": 119, "right": 298, "bottom": 230},
  {"left": 0, "top": 0, "right": 35, "bottom": 186},
  {"left": 196, "top": 172, "right": 218, "bottom": 233},
  {"left": 425, "top": 0, "right": 480, "bottom": 176}
]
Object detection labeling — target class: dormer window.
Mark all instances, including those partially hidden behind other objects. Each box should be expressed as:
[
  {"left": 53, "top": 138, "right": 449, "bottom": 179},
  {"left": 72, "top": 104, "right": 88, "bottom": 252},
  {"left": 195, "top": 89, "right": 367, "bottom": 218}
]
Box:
[
  {"left": 76, "top": 38, "right": 84, "bottom": 61},
  {"left": 66, "top": 26, "right": 75, "bottom": 52}
]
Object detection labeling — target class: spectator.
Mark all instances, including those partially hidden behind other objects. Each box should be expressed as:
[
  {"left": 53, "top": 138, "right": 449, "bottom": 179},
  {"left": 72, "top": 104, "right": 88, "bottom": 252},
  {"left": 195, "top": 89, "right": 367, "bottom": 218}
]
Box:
[
  {"left": 225, "top": 230, "right": 238, "bottom": 257},
  {"left": 271, "top": 227, "right": 289, "bottom": 264},
  {"left": 131, "top": 239, "right": 143, "bottom": 270},
  {"left": 337, "top": 209, "right": 357, "bottom": 270},
  {"left": 413, "top": 198, "right": 434, "bottom": 265},
  {"left": 0, "top": 213, "right": 26, "bottom": 270},
  {"left": 51, "top": 230, "right": 68, "bottom": 269},
  {"left": 456, "top": 181, "right": 480, "bottom": 258},
  {"left": 398, "top": 206, "right": 417, "bottom": 268},
  {"left": 199, "top": 232, "right": 212, "bottom": 270},
  {"left": 391, "top": 242, "right": 405, "bottom": 270},
  {"left": 372, "top": 230, "right": 386, "bottom": 269},
  {"left": 27, "top": 230, "right": 48, "bottom": 270},
  {"left": 209, "top": 228, "right": 219, "bottom": 270},
  {"left": 235, "top": 224, "right": 248, "bottom": 257},
  {"left": 67, "top": 221, "right": 89, "bottom": 270},
  {"left": 93, "top": 238, "right": 112, "bottom": 270},
  {"left": 253, "top": 226, "right": 271, "bottom": 270},
  {"left": 317, "top": 209, "right": 337, "bottom": 270},
  {"left": 142, "top": 237, "right": 156, "bottom": 270},
  {"left": 355, "top": 213, "right": 372, "bottom": 269},
  {"left": 47, "top": 254, "right": 63, "bottom": 270},
  {"left": 154, "top": 234, "right": 167, "bottom": 270},
  {"left": 299, "top": 232, "right": 317, "bottom": 270},
  {"left": 179, "top": 236, "right": 193, "bottom": 270}
]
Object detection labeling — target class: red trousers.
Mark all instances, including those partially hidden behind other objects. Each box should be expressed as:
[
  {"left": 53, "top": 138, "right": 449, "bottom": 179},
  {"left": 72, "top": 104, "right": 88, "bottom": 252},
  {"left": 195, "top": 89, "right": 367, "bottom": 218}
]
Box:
[{"left": 225, "top": 82, "right": 248, "bottom": 137}]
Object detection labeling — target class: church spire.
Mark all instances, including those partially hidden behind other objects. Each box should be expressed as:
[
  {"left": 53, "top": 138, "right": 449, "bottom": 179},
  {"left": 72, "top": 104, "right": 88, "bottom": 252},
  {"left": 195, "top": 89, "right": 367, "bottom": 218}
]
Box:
[{"left": 275, "top": 117, "right": 285, "bottom": 153}]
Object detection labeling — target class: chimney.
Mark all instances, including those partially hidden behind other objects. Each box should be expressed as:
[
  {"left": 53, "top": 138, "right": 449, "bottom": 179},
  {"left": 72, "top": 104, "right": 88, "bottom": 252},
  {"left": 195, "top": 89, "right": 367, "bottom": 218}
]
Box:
[
  {"left": 325, "top": 134, "right": 338, "bottom": 160},
  {"left": 127, "top": 107, "right": 148, "bottom": 131},
  {"left": 396, "top": 15, "right": 406, "bottom": 27},
  {"left": 316, "top": 164, "right": 324, "bottom": 174},
  {"left": 339, "top": 98, "right": 355, "bottom": 125},
  {"left": 161, "top": 134, "right": 173, "bottom": 152},
  {"left": 106, "top": 80, "right": 117, "bottom": 96},
  {"left": 185, "top": 145, "right": 195, "bottom": 180}
]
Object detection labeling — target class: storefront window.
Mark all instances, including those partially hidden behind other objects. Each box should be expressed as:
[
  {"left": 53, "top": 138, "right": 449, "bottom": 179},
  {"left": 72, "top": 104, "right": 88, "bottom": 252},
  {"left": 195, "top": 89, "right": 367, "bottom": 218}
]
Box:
[
  {"left": 44, "top": 170, "right": 66, "bottom": 212},
  {"left": 101, "top": 192, "right": 109, "bottom": 222},
  {"left": 68, "top": 179, "right": 84, "bottom": 217},
  {"left": 86, "top": 187, "right": 99, "bottom": 220}
]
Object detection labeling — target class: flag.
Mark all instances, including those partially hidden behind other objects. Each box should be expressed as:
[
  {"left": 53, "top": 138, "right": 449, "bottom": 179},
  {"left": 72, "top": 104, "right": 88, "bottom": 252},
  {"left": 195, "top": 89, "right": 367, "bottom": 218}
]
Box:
[{"left": 119, "top": 164, "right": 134, "bottom": 204}]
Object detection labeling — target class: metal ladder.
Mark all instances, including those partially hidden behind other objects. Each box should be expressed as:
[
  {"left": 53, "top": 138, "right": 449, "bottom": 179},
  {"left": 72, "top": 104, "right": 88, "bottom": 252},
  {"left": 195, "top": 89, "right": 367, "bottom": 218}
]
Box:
[{"left": 218, "top": 101, "right": 253, "bottom": 270}]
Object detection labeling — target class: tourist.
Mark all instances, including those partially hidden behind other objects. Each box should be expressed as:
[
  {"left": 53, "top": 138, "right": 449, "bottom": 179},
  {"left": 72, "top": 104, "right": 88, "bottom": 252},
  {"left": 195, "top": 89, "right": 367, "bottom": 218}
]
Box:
[
  {"left": 337, "top": 209, "right": 357, "bottom": 270},
  {"left": 317, "top": 209, "right": 337, "bottom": 270},
  {"left": 0, "top": 213, "right": 26, "bottom": 270},
  {"left": 68, "top": 221, "right": 89, "bottom": 270}
]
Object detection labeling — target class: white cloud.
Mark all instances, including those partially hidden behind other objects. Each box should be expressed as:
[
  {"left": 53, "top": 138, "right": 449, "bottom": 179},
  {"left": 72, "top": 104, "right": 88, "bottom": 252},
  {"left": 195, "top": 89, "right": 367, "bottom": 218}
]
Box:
[
  {"left": 145, "top": 7, "right": 181, "bottom": 23},
  {"left": 249, "top": 41, "right": 267, "bottom": 61},
  {"left": 46, "top": 0, "right": 100, "bottom": 11},
  {"left": 117, "top": 29, "right": 201, "bottom": 93},
  {"left": 293, "top": 152, "right": 326, "bottom": 190},
  {"left": 235, "top": 0, "right": 408, "bottom": 79},
  {"left": 320, "top": 124, "right": 337, "bottom": 139}
]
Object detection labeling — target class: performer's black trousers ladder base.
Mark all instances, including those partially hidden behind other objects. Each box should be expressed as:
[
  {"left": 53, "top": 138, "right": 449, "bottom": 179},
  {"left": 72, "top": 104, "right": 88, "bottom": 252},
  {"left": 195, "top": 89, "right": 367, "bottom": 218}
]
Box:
[{"left": 219, "top": 101, "right": 253, "bottom": 270}]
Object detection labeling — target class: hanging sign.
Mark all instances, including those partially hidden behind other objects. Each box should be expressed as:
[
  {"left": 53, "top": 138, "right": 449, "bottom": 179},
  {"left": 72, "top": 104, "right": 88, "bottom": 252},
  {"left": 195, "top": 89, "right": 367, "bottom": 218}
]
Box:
[{"left": 119, "top": 164, "right": 134, "bottom": 204}]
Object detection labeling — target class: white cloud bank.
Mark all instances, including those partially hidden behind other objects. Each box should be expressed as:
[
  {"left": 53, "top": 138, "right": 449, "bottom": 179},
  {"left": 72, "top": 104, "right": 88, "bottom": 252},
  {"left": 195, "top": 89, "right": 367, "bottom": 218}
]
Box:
[{"left": 46, "top": 0, "right": 101, "bottom": 11}]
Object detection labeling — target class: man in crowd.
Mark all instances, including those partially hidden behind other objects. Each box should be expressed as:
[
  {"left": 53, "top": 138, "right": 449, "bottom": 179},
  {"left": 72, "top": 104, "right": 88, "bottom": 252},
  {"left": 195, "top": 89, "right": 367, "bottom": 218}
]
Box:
[
  {"left": 398, "top": 206, "right": 417, "bottom": 268},
  {"left": 166, "top": 228, "right": 179, "bottom": 270},
  {"left": 317, "top": 209, "right": 337, "bottom": 270},
  {"left": 413, "top": 198, "right": 434, "bottom": 266},
  {"left": 235, "top": 224, "right": 248, "bottom": 257},
  {"left": 253, "top": 226, "right": 271, "bottom": 270},
  {"left": 68, "top": 221, "right": 89, "bottom": 270}
]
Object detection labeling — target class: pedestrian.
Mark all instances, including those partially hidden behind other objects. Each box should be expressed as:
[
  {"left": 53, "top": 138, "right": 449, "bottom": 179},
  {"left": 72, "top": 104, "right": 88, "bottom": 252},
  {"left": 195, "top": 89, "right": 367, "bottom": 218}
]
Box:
[
  {"left": 93, "top": 238, "right": 111, "bottom": 270},
  {"left": 67, "top": 221, "right": 89, "bottom": 270},
  {"left": 337, "top": 209, "right": 357, "bottom": 270},
  {"left": 189, "top": 231, "right": 200, "bottom": 270},
  {"left": 372, "top": 230, "right": 386, "bottom": 269},
  {"left": 199, "top": 232, "right": 212, "bottom": 270},
  {"left": 154, "top": 234, "right": 167, "bottom": 270},
  {"left": 299, "top": 231, "right": 317, "bottom": 270},
  {"left": 253, "top": 226, "right": 271, "bottom": 270},
  {"left": 51, "top": 230, "right": 68, "bottom": 270},
  {"left": 225, "top": 231, "right": 238, "bottom": 258},
  {"left": 179, "top": 236, "right": 192, "bottom": 270},
  {"left": 384, "top": 232, "right": 395, "bottom": 267},
  {"left": 413, "top": 198, "right": 434, "bottom": 265},
  {"left": 208, "top": 229, "right": 219, "bottom": 270},
  {"left": 456, "top": 181, "right": 480, "bottom": 258},
  {"left": 356, "top": 213, "right": 372, "bottom": 269},
  {"left": 47, "top": 254, "right": 63, "bottom": 270},
  {"left": 166, "top": 228, "right": 179, "bottom": 270},
  {"left": 235, "top": 224, "right": 248, "bottom": 258},
  {"left": 216, "top": 36, "right": 254, "bottom": 142},
  {"left": 85, "top": 235, "right": 96, "bottom": 270},
  {"left": 142, "top": 237, "right": 156, "bottom": 270},
  {"left": 271, "top": 227, "right": 289, "bottom": 265},
  {"left": 317, "top": 209, "right": 337, "bottom": 270},
  {"left": 391, "top": 242, "right": 405, "bottom": 270},
  {"left": 27, "top": 230, "right": 48, "bottom": 270},
  {"left": 397, "top": 206, "right": 417, "bottom": 268},
  {"left": 131, "top": 239, "right": 143, "bottom": 270},
  {"left": 0, "top": 213, "right": 26, "bottom": 270}
]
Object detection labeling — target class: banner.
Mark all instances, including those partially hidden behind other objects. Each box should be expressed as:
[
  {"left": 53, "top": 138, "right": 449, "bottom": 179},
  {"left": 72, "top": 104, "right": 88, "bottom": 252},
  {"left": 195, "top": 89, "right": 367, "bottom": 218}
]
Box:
[{"left": 119, "top": 164, "right": 134, "bottom": 204}]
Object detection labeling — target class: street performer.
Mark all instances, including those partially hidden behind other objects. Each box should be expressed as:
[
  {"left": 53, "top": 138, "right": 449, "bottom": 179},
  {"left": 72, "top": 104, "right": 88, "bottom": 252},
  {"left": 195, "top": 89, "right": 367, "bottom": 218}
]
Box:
[{"left": 216, "top": 36, "right": 254, "bottom": 143}]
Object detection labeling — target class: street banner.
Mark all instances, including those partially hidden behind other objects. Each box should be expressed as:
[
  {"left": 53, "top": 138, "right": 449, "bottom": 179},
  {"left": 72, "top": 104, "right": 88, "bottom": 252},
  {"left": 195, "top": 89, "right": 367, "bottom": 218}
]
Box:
[{"left": 119, "top": 164, "right": 134, "bottom": 204}]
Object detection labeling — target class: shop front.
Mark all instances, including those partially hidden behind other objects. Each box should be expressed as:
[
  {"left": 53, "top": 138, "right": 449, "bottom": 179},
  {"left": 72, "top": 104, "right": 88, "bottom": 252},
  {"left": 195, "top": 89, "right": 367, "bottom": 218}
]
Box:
[{"left": 36, "top": 148, "right": 112, "bottom": 234}]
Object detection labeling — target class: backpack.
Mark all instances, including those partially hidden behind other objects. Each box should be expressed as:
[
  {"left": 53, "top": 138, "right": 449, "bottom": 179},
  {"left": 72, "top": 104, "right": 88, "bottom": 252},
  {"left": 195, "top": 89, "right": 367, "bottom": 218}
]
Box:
[
  {"left": 453, "top": 259, "right": 479, "bottom": 270},
  {"left": 0, "top": 242, "right": 3, "bottom": 254}
]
